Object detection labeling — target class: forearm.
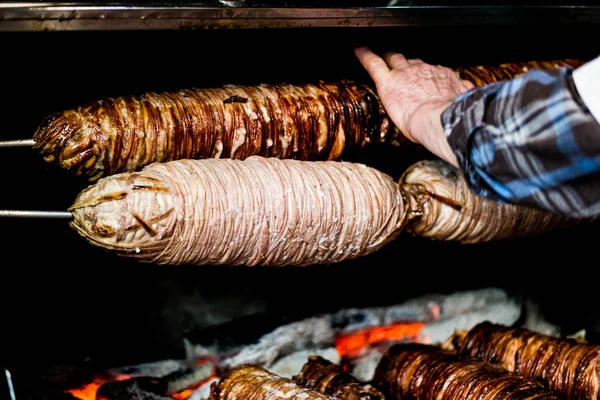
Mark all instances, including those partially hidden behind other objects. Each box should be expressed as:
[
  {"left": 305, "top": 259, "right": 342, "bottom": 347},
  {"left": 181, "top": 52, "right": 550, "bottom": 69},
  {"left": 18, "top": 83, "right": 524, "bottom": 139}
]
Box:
[{"left": 441, "top": 56, "right": 600, "bottom": 218}]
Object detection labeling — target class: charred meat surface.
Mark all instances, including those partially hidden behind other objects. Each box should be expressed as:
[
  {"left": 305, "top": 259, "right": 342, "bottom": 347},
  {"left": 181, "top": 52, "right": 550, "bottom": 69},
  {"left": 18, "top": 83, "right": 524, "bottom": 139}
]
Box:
[
  {"left": 450, "top": 321, "right": 600, "bottom": 400},
  {"left": 68, "top": 156, "right": 407, "bottom": 267},
  {"left": 33, "top": 80, "right": 397, "bottom": 182},
  {"left": 207, "top": 364, "right": 338, "bottom": 400},
  {"left": 292, "top": 356, "right": 385, "bottom": 400},
  {"left": 31, "top": 59, "right": 584, "bottom": 183},
  {"left": 372, "top": 343, "right": 565, "bottom": 400},
  {"left": 455, "top": 59, "right": 584, "bottom": 86}
]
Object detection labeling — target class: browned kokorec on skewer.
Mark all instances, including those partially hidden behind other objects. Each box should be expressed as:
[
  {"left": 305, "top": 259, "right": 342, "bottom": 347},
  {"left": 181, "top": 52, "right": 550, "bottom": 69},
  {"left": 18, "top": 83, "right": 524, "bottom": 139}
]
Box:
[
  {"left": 372, "top": 343, "right": 566, "bottom": 400},
  {"left": 207, "top": 364, "right": 338, "bottom": 400},
  {"left": 68, "top": 156, "right": 408, "bottom": 267},
  {"left": 292, "top": 356, "right": 385, "bottom": 400},
  {"left": 448, "top": 321, "right": 600, "bottom": 400},
  {"left": 32, "top": 59, "right": 583, "bottom": 183},
  {"left": 33, "top": 80, "right": 399, "bottom": 182},
  {"left": 399, "top": 159, "right": 589, "bottom": 243},
  {"left": 455, "top": 59, "right": 584, "bottom": 86}
]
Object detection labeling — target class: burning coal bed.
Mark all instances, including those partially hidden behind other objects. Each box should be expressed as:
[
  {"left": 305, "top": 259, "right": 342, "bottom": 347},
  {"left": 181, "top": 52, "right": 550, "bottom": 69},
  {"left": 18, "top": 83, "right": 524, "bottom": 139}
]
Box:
[{"left": 33, "top": 288, "right": 561, "bottom": 400}]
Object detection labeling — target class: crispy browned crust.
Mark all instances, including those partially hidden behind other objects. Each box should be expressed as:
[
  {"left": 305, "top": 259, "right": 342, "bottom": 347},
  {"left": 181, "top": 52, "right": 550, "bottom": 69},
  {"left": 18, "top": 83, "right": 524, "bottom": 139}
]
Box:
[
  {"left": 207, "top": 364, "right": 338, "bottom": 400},
  {"left": 292, "top": 356, "right": 385, "bottom": 400},
  {"left": 455, "top": 59, "right": 585, "bottom": 86},
  {"left": 372, "top": 343, "right": 565, "bottom": 400},
  {"left": 32, "top": 81, "right": 398, "bottom": 182},
  {"left": 453, "top": 322, "right": 600, "bottom": 400}
]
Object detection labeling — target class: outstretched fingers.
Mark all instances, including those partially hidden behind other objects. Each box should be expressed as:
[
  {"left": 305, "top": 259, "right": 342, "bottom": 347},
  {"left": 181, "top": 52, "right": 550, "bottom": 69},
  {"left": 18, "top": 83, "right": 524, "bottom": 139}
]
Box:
[
  {"left": 354, "top": 46, "right": 390, "bottom": 83},
  {"left": 383, "top": 51, "right": 410, "bottom": 69}
]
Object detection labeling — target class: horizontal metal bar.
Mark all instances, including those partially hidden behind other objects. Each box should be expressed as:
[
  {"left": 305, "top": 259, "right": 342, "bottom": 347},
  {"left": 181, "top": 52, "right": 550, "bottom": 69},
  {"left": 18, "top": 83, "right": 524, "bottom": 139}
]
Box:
[
  {"left": 0, "top": 210, "right": 72, "bottom": 219},
  {"left": 1, "top": 4, "right": 600, "bottom": 31},
  {"left": 0, "top": 139, "right": 35, "bottom": 148}
]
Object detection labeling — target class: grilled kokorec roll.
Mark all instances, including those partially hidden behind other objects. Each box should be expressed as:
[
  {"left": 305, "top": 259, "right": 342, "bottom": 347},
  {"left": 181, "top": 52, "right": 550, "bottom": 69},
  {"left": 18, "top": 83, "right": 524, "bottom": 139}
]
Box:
[
  {"left": 33, "top": 80, "right": 398, "bottom": 182},
  {"left": 399, "top": 159, "right": 586, "bottom": 243},
  {"left": 455, "top": 59, "right": 584, "bottom": 86},
  {"left": 372, "top": 343, "right": 565, "bottom": 400},
  {"left": 292, "top": 356, "right": 385, "bottom": 400},
  {"left": 449, "top": 321, "right": 600, "bottom": 400},
  {"left": 208, "top": 364, "right": 338, "bottom": 400},
  {"left": 68, "top": 156, "right": 587, "bottom": 267},
  {"left": 32, "top": 59, "right": 583, "bottom": 183},
  {"left": 68, "top": 156, "right": 407, "bottom": 267}
]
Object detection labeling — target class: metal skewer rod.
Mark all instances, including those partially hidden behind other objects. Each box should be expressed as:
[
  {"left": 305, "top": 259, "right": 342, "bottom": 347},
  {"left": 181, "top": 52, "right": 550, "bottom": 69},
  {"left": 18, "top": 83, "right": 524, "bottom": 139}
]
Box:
[
  {"left": 0, "top": 210, "right": 72, "bottom": 219},
  {"left": 5, "top": 367, "right": 16, "bottom": 400},
  {"left": 0, "top": 139, "right": 35, "bottom": 148}
]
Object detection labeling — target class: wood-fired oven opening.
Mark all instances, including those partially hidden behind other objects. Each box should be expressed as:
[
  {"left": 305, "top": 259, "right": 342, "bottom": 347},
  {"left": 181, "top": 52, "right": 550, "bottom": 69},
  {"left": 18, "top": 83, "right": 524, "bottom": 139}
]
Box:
[{"left": 1, "top": 25, "right": 599, "bottom": 400}]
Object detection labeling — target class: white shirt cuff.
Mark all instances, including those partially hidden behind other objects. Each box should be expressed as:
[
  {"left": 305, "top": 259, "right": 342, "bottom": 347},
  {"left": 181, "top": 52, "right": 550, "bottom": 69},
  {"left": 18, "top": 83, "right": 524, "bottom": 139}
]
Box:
[{"left": 573, "top": 55, "right": 600, "bottom": 123}]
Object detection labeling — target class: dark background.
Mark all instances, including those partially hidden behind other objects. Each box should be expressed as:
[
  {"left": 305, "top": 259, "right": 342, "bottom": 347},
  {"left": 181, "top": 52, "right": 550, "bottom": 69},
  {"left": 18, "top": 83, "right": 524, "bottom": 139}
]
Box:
[
  {"left": 2, "top": 1, "right": 600, "bottom": 5},
  {"left": 1, "top": 24, "right": 599, "bottom": 397}
]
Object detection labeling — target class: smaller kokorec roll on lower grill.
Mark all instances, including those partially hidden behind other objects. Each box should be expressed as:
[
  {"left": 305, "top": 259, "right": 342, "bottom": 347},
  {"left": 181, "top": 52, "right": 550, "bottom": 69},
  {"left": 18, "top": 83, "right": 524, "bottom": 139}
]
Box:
[
  {"left": 207, "top": 364, "right": 338, "bottom": 400},
  {"left": 292, "top": 356, "right": 385, "bottom": 400},
  {"left": 372, "top": 343, "right": 565, "bottom": 400},
  {"left": 449, "top": 321, "right": 600, "bottom": 400}
]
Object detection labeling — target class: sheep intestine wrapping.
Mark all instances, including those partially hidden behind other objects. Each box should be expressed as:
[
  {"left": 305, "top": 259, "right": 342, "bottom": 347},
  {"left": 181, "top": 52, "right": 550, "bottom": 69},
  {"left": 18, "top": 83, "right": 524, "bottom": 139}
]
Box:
[{"left": 69, "top": 156, "right": 408, "bottom": 266}]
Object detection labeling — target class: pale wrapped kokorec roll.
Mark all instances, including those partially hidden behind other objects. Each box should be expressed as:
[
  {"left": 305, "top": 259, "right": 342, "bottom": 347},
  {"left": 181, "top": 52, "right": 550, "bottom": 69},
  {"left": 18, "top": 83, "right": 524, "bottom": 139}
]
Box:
[
  {"left": 68, "top": 156, "right": 408, "bottom": 266},
  {"left": 399, "top": 159, "right": 585, "bottom": 244}
]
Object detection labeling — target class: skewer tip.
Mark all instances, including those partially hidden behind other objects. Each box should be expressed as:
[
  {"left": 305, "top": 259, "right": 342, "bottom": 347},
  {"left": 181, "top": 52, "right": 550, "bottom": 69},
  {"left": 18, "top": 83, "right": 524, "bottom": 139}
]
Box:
[
  {"left": 0, "top": 139, "right": 35, "bottom": 148},
  {"left": 0, "top": 210, "right": 72, "bottom": 219}
]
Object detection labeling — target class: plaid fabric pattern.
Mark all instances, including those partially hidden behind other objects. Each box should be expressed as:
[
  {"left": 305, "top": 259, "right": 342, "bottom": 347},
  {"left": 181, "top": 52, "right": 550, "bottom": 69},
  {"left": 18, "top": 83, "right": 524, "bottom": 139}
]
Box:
[{"left": 443, "top": 66, "right": 600, "bottom": 218}]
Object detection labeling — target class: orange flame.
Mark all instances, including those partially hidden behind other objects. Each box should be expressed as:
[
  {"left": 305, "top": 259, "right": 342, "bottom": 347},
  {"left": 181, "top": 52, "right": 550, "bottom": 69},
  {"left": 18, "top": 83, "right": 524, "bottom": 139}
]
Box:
[
  {"left": 65, "top": 363, "right": 218, "bottom": 400},
  {"left": 171, "top": 388, "right": 196, "bottom": 400},
  {"left": 335, "top": 322, "right": 425, "bottom": 357},
  {"left": 65, "top": 375, "right": 130, "bottom": 400}
]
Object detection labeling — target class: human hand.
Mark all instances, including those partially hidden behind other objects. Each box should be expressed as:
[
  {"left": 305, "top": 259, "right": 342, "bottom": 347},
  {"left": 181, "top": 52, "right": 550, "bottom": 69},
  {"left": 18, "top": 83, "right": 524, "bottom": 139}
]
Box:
[{"left": 354, "top": 47, "right": 474, "bottom": 166}]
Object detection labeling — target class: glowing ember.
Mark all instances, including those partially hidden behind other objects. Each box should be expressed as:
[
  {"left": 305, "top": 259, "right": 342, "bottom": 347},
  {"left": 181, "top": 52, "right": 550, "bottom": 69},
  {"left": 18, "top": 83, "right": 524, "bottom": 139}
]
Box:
[
  {"left": 56, "top": 289, "right": 528, "bottom": 400},
  {"left": 335, "top": 322, "right": 426, "bottom": 357},
  {"left": 65, "top": 375, "right": 130, "bottom": 400},
  {"left": 171, "top": 388, "right": 196, "bottom": 400}
]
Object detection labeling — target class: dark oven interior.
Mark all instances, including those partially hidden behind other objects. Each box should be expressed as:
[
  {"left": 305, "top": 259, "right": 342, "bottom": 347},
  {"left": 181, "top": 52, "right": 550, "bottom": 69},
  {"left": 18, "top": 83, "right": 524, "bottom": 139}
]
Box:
[{"left": 2, "top": 14, "right": 600, "bottom": 400}]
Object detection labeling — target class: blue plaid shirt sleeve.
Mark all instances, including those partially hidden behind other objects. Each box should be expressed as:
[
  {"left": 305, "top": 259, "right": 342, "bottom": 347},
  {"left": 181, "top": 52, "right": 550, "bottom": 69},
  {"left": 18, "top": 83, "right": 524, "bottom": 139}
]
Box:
[{"left": 441, "top": 61, "right": 600, "bottom": 218}]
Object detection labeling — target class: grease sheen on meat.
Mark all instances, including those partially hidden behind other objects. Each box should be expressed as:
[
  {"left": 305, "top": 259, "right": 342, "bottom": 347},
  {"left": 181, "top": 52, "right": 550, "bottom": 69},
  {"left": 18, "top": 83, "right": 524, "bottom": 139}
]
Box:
[
  {"left": 208, "top": 364, "right": 338, "bottom": 400},
  {"left": 292, "top": 356, "right": 385, "bottom": 400},
  {"left": 372, "top": 343, "right": 566, "bottom": 400},
  {"left": 33, "top": 80, "right": 397, "bottom": 182},
  {"left": 31, "top": 59, "right": 584, "bottom": 182},
  {"left": 455, "top": 59, "right": 584, "bottom": 86},
  {"left": 452, "top": 321, "right": 600, "bottom": 400}
]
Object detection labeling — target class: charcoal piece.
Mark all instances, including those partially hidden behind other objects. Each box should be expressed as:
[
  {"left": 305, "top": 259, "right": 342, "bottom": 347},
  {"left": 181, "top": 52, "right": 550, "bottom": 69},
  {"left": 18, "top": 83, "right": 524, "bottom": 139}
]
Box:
[
  {"left": 183, "top": 313, "right": 306, "bottom": 358},
  {"left": 96, "top": 377, "right": 170, "bottom": 400},
  {"left": 164, "top": 365, "right": 214, "bottom": 394},
  {"left": 96, "top": 365, "right": 213, "bottom": 400},
  {"left": 29, "top": 390, "right": 82, "bottom": 400}
]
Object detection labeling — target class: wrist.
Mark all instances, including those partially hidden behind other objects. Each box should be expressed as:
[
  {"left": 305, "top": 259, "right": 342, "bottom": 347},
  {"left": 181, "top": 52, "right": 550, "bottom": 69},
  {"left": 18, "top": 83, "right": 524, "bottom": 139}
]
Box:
[{"left": 407, "top": 100, "right": 458, "bottom": 167}]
